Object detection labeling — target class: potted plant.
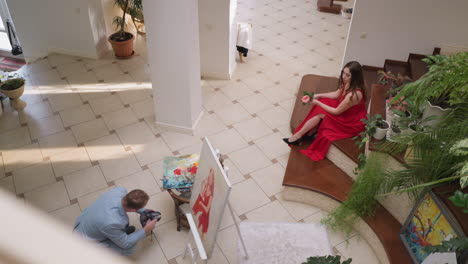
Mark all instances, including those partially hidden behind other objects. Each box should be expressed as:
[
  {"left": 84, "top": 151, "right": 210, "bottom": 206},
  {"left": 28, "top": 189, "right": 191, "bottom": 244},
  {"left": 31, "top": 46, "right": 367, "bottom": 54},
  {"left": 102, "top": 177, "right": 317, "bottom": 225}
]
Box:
[
  {"left": 303, "top": 255, "right": 352, "bottom": 264},
  {"left": 392, "top": 53, "right": 468, "bottom": 127},
  {"left": 0, "top": 73, "right": 26, "bottom": 110},
  {"left": 109, "top": 0, "right": 142, "bottom": 58}
]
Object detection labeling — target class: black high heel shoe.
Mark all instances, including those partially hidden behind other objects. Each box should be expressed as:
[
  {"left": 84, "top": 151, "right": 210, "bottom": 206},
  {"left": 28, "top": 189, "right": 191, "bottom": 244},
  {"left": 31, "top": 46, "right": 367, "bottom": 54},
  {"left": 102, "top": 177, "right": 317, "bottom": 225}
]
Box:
[{"left": 282, "top": 137, "right": 302, "bottom": 146}]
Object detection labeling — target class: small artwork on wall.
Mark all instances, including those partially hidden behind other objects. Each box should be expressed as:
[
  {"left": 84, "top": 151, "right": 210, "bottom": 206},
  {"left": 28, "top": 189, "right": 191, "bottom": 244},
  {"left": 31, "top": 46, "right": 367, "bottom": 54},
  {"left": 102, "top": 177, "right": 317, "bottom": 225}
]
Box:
[{"left": 400, "top": 191, "right": 465, "bottom": 263}]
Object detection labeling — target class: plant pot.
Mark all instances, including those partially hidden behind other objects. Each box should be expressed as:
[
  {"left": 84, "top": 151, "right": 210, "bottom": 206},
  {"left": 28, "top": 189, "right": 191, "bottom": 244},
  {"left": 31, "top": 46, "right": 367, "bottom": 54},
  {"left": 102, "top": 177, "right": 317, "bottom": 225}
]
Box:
[
  {"left": 373, "top": 120, "right": 389, "bottom": 140},
  {"left": 0, "top": 83, "right": 26, "bottom": 110},
  {"left": 108, "top": 32, "right": 135, "bottom": 59},
  {"left": 422, "top": 100, "right": 450, "bottom": 128},
  {"left": 387, "top": 126, "right": 401, "bottom": 142}
]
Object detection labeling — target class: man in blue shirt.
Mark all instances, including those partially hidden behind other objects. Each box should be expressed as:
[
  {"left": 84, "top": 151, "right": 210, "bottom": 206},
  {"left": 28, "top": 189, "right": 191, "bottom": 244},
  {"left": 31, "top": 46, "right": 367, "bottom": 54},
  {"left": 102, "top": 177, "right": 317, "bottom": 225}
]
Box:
[{"left": 74, "top": 187, "right": 158, "bottom": 256}]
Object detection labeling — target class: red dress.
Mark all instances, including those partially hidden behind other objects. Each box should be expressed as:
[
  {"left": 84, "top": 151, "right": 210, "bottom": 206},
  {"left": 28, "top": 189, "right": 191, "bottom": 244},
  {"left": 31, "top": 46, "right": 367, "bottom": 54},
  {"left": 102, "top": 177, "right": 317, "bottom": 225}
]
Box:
[
  {"left": 191, "top": 183, "right": 213, "bottom": 234},
  {"left": 294, "top": 89, "right": 367, "bottom": 161}
]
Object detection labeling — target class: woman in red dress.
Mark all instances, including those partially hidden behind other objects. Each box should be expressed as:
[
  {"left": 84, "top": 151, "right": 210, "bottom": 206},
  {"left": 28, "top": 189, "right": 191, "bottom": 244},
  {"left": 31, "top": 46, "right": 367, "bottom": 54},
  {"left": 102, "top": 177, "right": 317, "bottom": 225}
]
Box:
[
  {"left": 192, "top": 168, "right": 215, "bottom": 236},
  {"left": 283, "top": 61, "right": 367, "bottom": 161}
]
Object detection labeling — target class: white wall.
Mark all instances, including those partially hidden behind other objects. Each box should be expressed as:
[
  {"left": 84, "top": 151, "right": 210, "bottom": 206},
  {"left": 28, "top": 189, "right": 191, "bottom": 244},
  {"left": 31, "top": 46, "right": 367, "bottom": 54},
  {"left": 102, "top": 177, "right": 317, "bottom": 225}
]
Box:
[
  {"left": 5, "top": 0, "right": 107, "bottom": 62},
  {"left": 343, "top": 0, "right": 468, "bottom": 67},
  {"left": 199, "top": 0, "right": 236, "bottom": 80}
]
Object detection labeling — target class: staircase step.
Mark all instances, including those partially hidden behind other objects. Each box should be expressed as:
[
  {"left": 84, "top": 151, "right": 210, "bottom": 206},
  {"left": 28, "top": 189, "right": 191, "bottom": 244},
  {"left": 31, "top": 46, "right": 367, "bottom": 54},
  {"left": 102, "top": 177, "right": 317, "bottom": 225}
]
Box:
[
  {"left": 408, "top": 54, "right": 429, "bottom": 80},
  {"left": 362, "top": 65, "right": 383, "bottom": 96},
  {"left": 317, "top": 0, "right": 342, "bottom": 14},
  {"left": 383, "top": 59, "right": 410, "bottom": 78}
]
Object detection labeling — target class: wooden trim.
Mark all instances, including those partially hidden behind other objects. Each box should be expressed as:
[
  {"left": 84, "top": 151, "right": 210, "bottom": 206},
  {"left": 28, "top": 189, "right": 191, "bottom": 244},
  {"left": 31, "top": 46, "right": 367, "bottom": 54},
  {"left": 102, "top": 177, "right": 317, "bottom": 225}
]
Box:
[
  {"left": 433, "top": 47, "right": 441, "bottom": 55},
  {"left": 362, "top": 65, "right": 383, "bottom": 71},
  {"left": 407, "top": 53, "right": 427, "bottom": 61},
  {"left": 384, "top": 59, "right": 408, "bottom": 66}
]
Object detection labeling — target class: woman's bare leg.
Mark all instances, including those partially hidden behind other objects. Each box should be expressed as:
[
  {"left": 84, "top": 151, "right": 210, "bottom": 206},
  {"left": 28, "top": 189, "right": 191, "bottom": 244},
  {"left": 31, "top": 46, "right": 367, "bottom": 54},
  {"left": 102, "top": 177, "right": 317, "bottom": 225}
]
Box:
[{"left": 289, "top": 114, "right": 324, "bottom": 142}]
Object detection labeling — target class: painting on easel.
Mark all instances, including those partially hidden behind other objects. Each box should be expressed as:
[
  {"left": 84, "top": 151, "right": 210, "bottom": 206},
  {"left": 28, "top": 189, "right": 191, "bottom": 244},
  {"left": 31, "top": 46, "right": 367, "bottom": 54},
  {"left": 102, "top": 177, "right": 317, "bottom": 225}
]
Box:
[{"left": 190, "top": 137, "right": 232, "bottom": 258}]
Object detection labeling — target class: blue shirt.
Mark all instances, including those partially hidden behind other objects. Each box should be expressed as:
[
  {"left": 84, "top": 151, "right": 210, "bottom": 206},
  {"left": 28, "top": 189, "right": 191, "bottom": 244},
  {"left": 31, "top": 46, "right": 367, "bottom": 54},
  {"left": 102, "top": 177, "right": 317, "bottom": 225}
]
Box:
[{"left": 74, "top": 187, "right": 146, "bottom": 250}]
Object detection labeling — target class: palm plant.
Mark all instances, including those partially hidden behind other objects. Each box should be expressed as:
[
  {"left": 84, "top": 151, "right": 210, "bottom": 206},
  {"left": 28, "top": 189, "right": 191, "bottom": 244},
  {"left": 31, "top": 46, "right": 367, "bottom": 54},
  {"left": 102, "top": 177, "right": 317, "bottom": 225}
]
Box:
[
  {"left": 392, "top": 52, "right": 468, "bottom": 107},
  {"left": 111, "top": 0, "right": 142, "bottom": 41}
]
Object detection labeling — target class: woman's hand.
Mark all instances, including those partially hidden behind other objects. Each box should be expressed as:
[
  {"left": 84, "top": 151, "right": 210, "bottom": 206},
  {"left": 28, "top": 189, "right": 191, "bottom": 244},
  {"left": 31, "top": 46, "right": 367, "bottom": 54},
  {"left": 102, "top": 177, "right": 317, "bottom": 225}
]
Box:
[
  {"left": 311, "top": 98, "right": 319, "bottom": 105},
  {"left": 313, "top": 94, "right": 321, "bottom": 99}
]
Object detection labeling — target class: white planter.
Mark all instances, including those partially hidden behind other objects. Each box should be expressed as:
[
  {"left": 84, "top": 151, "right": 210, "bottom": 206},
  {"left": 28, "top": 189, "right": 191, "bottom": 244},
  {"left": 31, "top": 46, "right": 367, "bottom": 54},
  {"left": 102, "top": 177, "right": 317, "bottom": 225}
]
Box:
[
  {"left": 373, "top": 121, "right": 390, "bottom": 140},
  {"left": 422, "top": 101, "right": 450, "bottom": 127}
]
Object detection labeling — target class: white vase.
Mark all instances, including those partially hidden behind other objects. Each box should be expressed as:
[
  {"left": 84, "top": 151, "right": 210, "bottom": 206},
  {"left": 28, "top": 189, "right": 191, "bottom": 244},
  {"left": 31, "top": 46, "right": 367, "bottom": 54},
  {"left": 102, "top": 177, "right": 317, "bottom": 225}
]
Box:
[
  {"left": 422, "top": 101, "right": 449, "bottom": 127},
  {"left": 373, "top": 121, "right": 389, "bottom": 140}
]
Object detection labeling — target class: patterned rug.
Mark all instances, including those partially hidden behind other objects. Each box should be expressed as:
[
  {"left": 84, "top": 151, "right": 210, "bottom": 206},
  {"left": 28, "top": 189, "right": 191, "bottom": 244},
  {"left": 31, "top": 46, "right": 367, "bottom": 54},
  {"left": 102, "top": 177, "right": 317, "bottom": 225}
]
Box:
[
  {"left": 238, "top": 222, "right": 333, "bottom": 264},
  {"left": 0, "top": 57, "right": 26, "bottom": 72}
]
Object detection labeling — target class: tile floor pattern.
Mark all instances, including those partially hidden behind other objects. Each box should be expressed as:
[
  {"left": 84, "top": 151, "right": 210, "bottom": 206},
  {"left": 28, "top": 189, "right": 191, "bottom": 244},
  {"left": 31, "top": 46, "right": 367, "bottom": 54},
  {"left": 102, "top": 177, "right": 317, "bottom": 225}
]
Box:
[{"left": 0, "top": 0, "right": 381, "bottom": 263}]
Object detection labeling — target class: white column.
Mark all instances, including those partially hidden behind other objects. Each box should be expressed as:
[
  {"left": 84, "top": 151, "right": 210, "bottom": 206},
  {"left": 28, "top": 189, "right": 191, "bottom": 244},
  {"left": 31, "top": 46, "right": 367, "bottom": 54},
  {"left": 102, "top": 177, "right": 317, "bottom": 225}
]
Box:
[
  {"left": 143, "top": 0, "right": 203, "bottom": 134},
  {"left": 199, "top": 0, "right": 237, "bottom": 79}
]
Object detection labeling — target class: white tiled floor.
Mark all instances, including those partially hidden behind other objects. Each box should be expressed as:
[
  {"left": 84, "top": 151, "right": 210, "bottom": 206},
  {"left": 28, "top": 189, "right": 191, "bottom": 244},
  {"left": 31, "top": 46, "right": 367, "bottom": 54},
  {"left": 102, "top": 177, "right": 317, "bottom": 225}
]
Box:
[{"left": 0, "top": 0, "right": 381, "bottom": 263}]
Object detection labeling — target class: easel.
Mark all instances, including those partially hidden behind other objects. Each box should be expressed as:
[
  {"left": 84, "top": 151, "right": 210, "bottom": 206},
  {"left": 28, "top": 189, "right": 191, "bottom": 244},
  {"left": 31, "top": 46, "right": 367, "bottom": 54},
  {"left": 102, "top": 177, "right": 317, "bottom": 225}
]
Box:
[{"left": 182, "top": 151, "right": 249, "bottom": 264}]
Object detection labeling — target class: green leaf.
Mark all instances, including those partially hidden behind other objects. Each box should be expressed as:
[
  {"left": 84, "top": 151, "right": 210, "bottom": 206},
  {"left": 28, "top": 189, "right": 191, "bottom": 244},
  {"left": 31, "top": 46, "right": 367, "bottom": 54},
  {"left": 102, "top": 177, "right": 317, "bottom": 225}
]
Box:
[
  {"left": 461, "top": 176, "right": 468, "bottom": 189},
  {"left": 424, "top": 236, "right": 468, "bottom": 254},
  {"left": 449, "top": 190, "right": 468, "bottom": 213},
  {"left": 303, "top": 255, "right": 352, "bottom": 264}
]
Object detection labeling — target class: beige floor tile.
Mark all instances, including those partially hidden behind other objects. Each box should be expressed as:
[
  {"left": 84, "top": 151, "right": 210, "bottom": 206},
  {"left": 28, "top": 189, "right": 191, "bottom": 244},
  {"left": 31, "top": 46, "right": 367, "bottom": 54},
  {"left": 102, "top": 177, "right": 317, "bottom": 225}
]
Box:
[
  {"left": 275, "top": 193, "right": 321, "bottom": 221},
  {"left": 132, "top": 236, "right": 168, "bottom": 264},
  {"left": 117, "top": 121, "right": 155, "bottom": 147},
  {"left": 13, "top": 161, "right": 56, "bottom": 194},
  {"left": 250, "top": 163, "right": 285, "bottom": 197},
  {"left": 24, "top": 181, "right": 70, "bottom": 212},
  {"left": 245, "top": 200, "right": 295, "bottom": 222},
  {"left": 116, "top": 89, "right": 151, "bottom": 105},
  {"left": 71, "top": 118, "right": 109, "bottom": 143},
  {"left": 114, "top": 170, "right": 160, "bottom": 196},
  {"left": 254, "top": 132, "right": 291, "bottom": 160},
  {"left": 132, "top": 138, "right": 173, "bottom": 166},
  {"left": 63, "top": 165, "right": 108, "bottom": 199},
  {"left": 209, "top": 128, "right": 249, "bottom": 154},
  {"left": 216, "top": 225, "right": 240, "bottom": 264},
  {"left": 102, "top": 107, "right": 139, "bottom": 131},
  {"left": 335, "top": 235, "right": 380, "bottom": 264},
  {"left": 148, "top": 160, "right": 164, "bottom": 188},
  {"left": 48, "top": 53, "right": 78, "bottom": 67},
  {"left": 203, "top": 91, "right": 233, "bottom": 111},
  {"left": 175, "top": 243, "right": 228, "bottom": 264},
  {"left": 214, "top": 103, "right": 251, "bottom": 125},
  {"left": 241, "top": 74, "right": 276, "bottom": 90},
  {"left": 84, "top": 133, "right": 125, "bottom": 162},
  {"left": 0, "top": 111, "right": 21, "bottom": 134},
  {"left": 238, "top": 94, "right": 274, "bottom": 114},
  {"left": 56, "top": 62, "right": 88, "bottom": 78},
  {"left": 28, "top": 115, "right": 65, "bottom": 140},
  {"left": 177, "top": 140, "right": 203, "bottom": 156},
  {"left": 18, "top": 101, "right": 53, "bottom": 123},
  {"left": 257, "top": 105, "right": 290, "bottom": 129},
  {"left": 144, "top": 115, "right": 167, "bottom": 135},
  {"left": 229, "top": 145, "right": 272, "bottom": 175},
  {"left": 48, "top": 93, "right": 83, "bottom": 112},
  {"left": 98, "top": 151, "right": 142, "bottom": 182},
  {"left": 229, "top": 179, "right": 270, "bottom": 215},
  {"left": 193, "top": 113, "right": 226, "bottom": 137},
  {"left": 50, "top": 147, "right": 92, "bottom": 177},
  {"left": 259, "top": 85, "right": 295, "bottom": 104},
  {"left": 277, "top": 153, "right": 290, "bottom": 168},
  {"left": 0, "top": 176, "right": 15, "bottom": 194},
  {"left": 279, "top": 98, "right": 295, "bottom": 114},
  {"left": 59, "top": 104, "right": 96, "bottom": 127},
  {"left": 144, "top": 191, "right": 176, "bottom": 227},
  {"left": 233, "top": 117, "right": 274, "bottom": 142},
  {"left": 38, "top": 130, "right": 77, "bottom": 158},
  {"left": 2, "top": 143, "right": 43, "bottom": 172},
  {"left": 153, "top": 220, "right": 190, "bottom": 260},
  {"left": 130, "top": 98, "right": 154, "bottom": 119},
  {"left": 49, "top": 203, "right": 82, "bottom": 228},
  {"left": 79, "top": 88, "right": 113, "bottom": 102},
  {"left": 67, "top": 71, "right": 99, "bottom": 86},
  {"left": 0, "top": 126, "right": 31, "bottom": 150},
  {"left": 160, "top": 131, "right": 202, "bottom": 152},
  {"left": 93, "top": 63, "right": 125, "bottom": 81},
  {"left": 88, "top": 94, "right": 124, "bottom": 115},
  {"left": 77, "top": 186, "right": 112, "bottom": 210},
  {"left": 221, "top": 82, "right": 254, "bottom": 101},
  {"left": 222, "top": 158, "right": 246, "bottom": 185}
]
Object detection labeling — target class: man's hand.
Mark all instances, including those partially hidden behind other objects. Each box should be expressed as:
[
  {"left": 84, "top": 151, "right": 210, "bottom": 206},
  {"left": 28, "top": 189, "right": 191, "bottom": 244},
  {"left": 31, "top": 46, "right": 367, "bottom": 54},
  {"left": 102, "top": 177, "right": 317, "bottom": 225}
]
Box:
[{"left": 143, "top": 218, "right": 158, "bottom": 234}]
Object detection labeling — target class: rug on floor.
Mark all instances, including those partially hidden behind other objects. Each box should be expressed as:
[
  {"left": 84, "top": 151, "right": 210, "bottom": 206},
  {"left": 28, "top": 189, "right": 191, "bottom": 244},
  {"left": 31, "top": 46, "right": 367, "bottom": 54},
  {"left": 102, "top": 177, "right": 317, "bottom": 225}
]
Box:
[
  {"left": 238, "top": 222, "right": 333, "bottom": 264},
  {"left": 0, "top": 57, "right": 26, "bottom": 71}
]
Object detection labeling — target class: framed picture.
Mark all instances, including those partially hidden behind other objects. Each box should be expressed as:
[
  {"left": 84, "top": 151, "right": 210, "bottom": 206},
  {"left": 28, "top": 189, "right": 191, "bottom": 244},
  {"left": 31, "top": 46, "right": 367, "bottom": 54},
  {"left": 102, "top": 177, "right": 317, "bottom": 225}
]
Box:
[{"left": 400, "top": 190, "right": 465, "bottom": 263}]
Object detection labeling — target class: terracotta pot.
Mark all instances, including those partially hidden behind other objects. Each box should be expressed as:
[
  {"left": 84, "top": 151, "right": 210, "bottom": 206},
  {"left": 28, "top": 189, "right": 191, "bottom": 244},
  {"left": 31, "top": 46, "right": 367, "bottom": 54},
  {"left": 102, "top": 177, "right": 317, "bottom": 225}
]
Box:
[
  {"left": 0, "top": 83, "right": 26, "bottom": 110},
  {"left": 108, "top": 32, "right": 135, "bottom": 59}
]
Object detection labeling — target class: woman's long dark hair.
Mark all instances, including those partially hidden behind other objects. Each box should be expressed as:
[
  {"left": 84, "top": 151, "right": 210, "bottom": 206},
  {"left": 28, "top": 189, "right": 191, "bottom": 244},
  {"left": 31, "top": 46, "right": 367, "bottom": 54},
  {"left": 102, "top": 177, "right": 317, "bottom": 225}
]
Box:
[{"left": 338, "top": 61, "right": 366, "bottom": 101}]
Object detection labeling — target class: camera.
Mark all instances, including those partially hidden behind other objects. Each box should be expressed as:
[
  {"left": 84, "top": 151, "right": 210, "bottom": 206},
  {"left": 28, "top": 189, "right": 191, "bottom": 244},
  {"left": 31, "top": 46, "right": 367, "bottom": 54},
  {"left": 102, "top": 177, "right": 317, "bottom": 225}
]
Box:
[{"left": 140, "top": 209, "right": 162, "bottom": 227}]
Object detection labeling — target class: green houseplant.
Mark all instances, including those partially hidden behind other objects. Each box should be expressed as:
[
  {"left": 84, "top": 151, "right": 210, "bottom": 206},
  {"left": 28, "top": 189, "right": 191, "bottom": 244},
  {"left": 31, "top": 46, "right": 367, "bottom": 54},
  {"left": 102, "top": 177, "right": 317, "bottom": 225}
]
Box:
[
  {"left": 303, "top": 255, "right": 352, "bottom": 264},
  {"left": 117, "top": 0, "right": 144, "bottom": 36},
  {"left": 109, "top": 0, "right": 142, "bottom": 58},
  {"left": 392, "top": 52, "right": 468, "bottom": 127},
  {"left": 0, "top": 74, "right": 26, "bottom": 110}
]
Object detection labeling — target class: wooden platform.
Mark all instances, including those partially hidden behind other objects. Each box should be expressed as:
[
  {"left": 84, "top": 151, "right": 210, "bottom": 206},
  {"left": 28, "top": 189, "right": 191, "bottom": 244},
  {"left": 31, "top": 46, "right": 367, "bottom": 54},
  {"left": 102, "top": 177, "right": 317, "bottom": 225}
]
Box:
[{"left": 283, "top": 146, "right": 413, "bottom": 264}]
